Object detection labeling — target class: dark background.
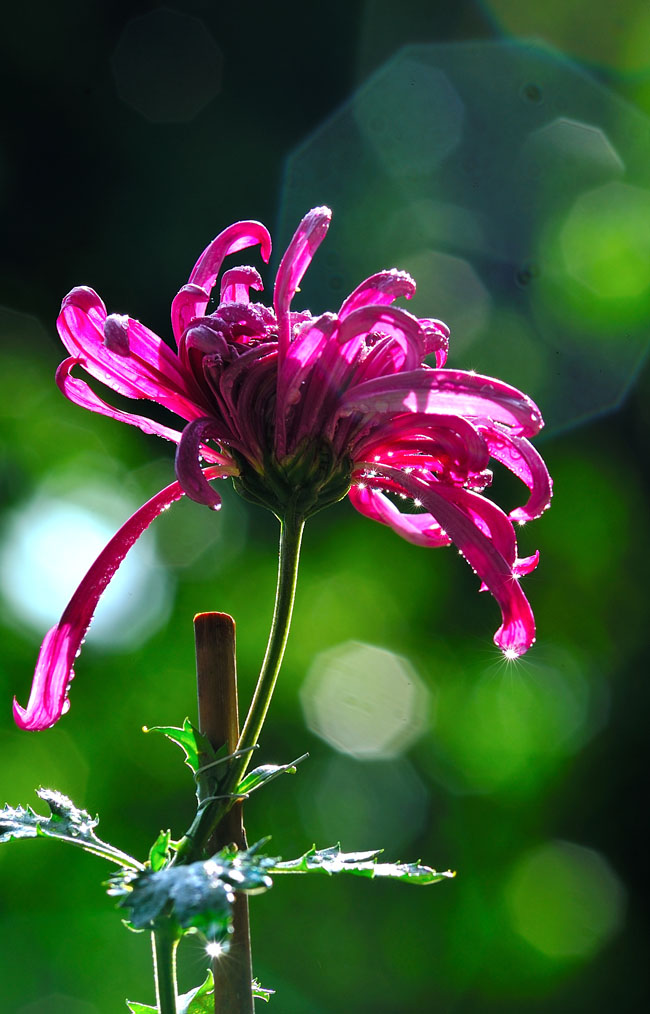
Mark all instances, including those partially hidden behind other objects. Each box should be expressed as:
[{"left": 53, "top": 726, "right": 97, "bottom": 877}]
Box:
[{"left": 1, "top": 2, "right": 649, "bottom": 1012}]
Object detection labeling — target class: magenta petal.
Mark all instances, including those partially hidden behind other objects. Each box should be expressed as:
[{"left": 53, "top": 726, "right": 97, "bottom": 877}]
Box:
[
  {"left": 419, "top": 319, "right": 450, "bottom": 367},
  {"left": 514, "top": 550, "right": 540, "bottom": 577},
  {"left": 58, "top": 300, "right": 206, "bottom": 419},
  {"left": 57, "top": 358, "right": 183, "bottom": 444},
  {"left": 220, "top": 265, "right": 264, "bottom": 303},
  {"left": 13, "top": 468, "right": 228, "bottom": 731},
  {"left": 188, "top": 221, "right": 272, "bottom": 292},
  {"left": 341, "top": 369, "right": 544, "bottom": 437},
  {"left": 171, "top": 283, "right": 210, "bottom": 345},
  {"left": 438, "top": 485, "right": 518, "bottom": 566},
  {"left": 348, "top": 483, "right": 451, "bottom": 547},
  {"left": 338, "top": 305, "right": 423, "bottom": 373},
  {"left": 275, "top": 313, "right": 339, "bottom": 456},
  {"left": 61, "top": 285, "right": 107, "bottom": 322},
  {"left": 175, "top": 418, "right": 226, "bottom": 508},
  {"left": 56, "top": 359, "right": 230, "bottom": 465},
  {"left": 479, "top": 424, "right": 553, "bottom": 522},
  {"left": 338, "top": 269, "right": 416, "bottom": 318},
  {"left": 273, "top": 207, "right": 331, "bottom": 360},
  {"left": 371, "top": 464, "right": 536, "bottom": 656},
  {"left": 355, "top": 413, "right": 489, "bottom": 475},
  {"left": 171, "top": 222, "right": 271, "bottom": 344}
]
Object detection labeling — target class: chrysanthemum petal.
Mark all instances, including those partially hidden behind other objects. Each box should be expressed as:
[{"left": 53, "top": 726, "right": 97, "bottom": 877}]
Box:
[
  {"left": 58, "top": 292, "right": 207, "bottom": 419},
  {"left": 354, "top": 413, "right": 489, "bottom": 476},
  {"left": 369, "top": 464, "right": 536, "bottom": 656},
  {"left": 514, "top": 551, "right": 540, "bottom": 577},
  {"left": 13, "top": 467, "right": 228, "bottom": 731},
  {"left": 171, "top": 283, "right": 210, "bottom": 346},
  {"left": 419, "top": 319, "right": 450, "bottom": 367},
  {"left": 338, "top": 269, "right": 416, "bottom": 318},
  {"left": 56, "top": 359, "right": 231, "bottom": 466},
  {"left": 170, "top": 222, "right": 271, "bottom": 344},
  {"left": 175, "top": 418, "right": 230, "bottom": 508},
  {"left": 338, "top": 305, "right": 423, "bottom": 374},
  {"left": 348, "top": 482, "right": 451, "bottom": 547},
  {"left": 275, "top": 313, "right": 339, "bottom": 456},
  {"left": 188, "top": 221, "right": 272, "bottom": 291},
  {"left": 478, "top": 424, "right": 553, "bottom": 522},
  {"left": 220, "top": 265, "right": 264, "bottom": 303},
  {"left": 341, "top": 369, "right": 544, "bottom": 436},
  {"left": 273, "top": 207, "right": 331, "bottom": 360}
]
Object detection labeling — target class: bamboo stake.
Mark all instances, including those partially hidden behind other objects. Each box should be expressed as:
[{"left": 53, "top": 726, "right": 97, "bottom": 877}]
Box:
[{"left": 194, "top": 612, "right": 254, "bottom": 1014}]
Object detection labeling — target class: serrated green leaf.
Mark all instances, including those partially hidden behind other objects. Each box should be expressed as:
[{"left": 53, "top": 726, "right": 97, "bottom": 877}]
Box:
[
  {"left": 109, "top": 845, "right": 274, "bottom": 939},
  {"left": 0, "top": 789, "right": 141, "bottom": 869},
  {"left": 148, "top": 830, "right": 173, "bottom": 872},
  {"left": 237, "top": 752, "right": 308, "bottom": 797},
  {"left": 178, "top": 969, "right": 215, "bottom": 1013},
  {"left": 145, "top": 719, "right": 225, "bottom": 805},
  {"left": 269, "top": 844, "right": 455, "bottom": 885}
]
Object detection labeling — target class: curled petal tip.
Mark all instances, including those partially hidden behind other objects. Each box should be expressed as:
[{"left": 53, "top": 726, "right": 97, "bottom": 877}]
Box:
[
  {"left": 175, "top": 419, "right": 225, "bottom": 509},
  {"left": 306, "top": 205, "right": 332, "bottom": 224},
  {"left": 274, "top": 208, "right": 333, "bottom": 358},
  {"left": 60, "top": 286, "right": 105, "bottom": 314}
]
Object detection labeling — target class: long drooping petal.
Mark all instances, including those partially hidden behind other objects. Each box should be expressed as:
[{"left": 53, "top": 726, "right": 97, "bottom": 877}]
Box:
[
  {"left": 56, "top": 359, "right": 233, "bottom": 468},
  {"left": 340, "top": 370, "right": 544, "bottom": 437},
  {"left": 369, "top": 464, "right": 536, "bottom": 656},
  {"left": 348, "top": 483, "right": 451, "bottom": 547},
  {"left": 56, "top": 358, "right": 183, "bottom": 445},
  {"left": 13, "top": 467, "right": 229, "bottom": 731},
  {"left": 273, "top": 207, "right": 331, "bottom": 362},
  {"left": 477, "top": 423, "right": 553, "bottom": 522}
]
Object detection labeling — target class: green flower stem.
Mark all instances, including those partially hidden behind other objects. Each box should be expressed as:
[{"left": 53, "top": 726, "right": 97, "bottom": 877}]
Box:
[
  {"left": 235, "top": 512, "right": 305, "bottom": 772},
  {"left": 174, "top": 513, "right": 304, "bottom": 864},
  {"left": 152, "top": 925, "right": 179, "bottom": 1014}
]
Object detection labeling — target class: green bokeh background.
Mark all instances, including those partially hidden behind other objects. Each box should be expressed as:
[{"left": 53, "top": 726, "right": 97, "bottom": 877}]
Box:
[{"left": 1, "top": 3, "right": 649, "bottom": 1012}]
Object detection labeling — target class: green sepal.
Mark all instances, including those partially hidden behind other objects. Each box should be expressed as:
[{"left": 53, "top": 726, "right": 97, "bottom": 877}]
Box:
[
  {"left": 109, "top": 844, "right": 275, "bottom": 939},
  {"left": 269, "top": 844, "right": 455, "bottom": 885},
  {"left": 0, "top": 788, "right": 141, "bottom": 870},
  {"left": 144, "top": 719, "right": 224, "bottom": 804},
  {"left": 126, "top": 971, "right": 274, "bottom": 1012},
  {"left": 237, "top": 752, "right": 308, "bottom": 797}
]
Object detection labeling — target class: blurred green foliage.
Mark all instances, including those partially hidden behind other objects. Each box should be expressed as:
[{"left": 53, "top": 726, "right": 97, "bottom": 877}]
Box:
[{"left": 1, "top": 3, "right": 649, "bottom": 1013}]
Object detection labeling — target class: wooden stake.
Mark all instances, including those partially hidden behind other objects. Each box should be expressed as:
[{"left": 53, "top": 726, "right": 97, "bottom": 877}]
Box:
[{"left": 194, "top": 612, "right": 254, "bottom": 1014}]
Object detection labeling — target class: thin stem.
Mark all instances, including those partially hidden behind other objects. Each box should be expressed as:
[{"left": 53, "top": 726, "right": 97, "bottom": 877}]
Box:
[
  {"left": 152, "top": 926, "right": 179, "bottom": 1014},
  {"left": 235, "top": 513, "right": 305, "bottom": 768},
  {"left": 174, "top": 515, "right": 304, "bottom": 863}
]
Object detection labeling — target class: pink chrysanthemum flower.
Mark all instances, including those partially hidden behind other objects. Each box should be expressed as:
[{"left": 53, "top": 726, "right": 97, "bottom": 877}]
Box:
[{"left": 14, "top": 207, "right": 551, "bottom": 731}]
